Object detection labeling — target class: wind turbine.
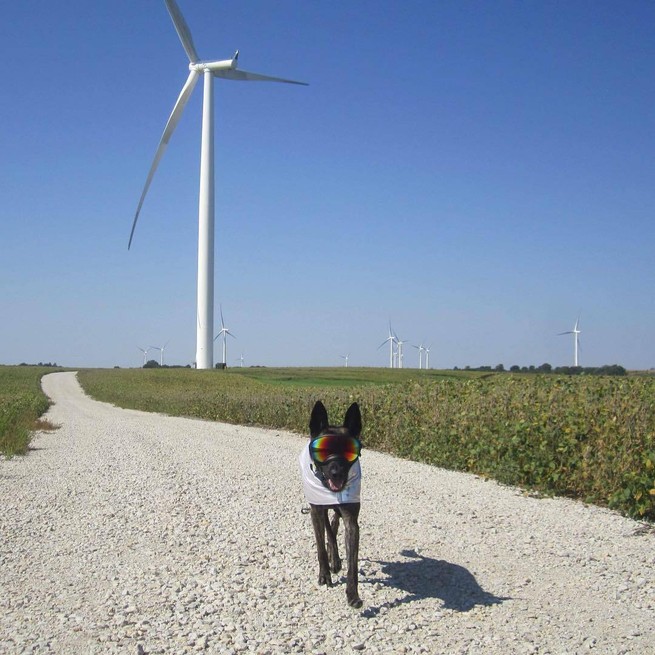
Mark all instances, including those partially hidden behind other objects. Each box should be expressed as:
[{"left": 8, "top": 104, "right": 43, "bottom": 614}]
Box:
[
  {"left": 424, "top": 345, "right": 432, "bottom": 369},
  {"left": 137, "top": 347, "right": 150, "bottom": 367},
  {"left": 558, "top": 318, "right": 581, "bottom": 367},
  {"left": 150, "top": 340, "right": 170, "bottom": 366},
  {"left": 412, "top": 343, "right": 425, "bottom": 369},
  {"left": 237, "top": 353, "right": 245, "bottom": 368},
  {"left": 378, "top": 323, "right": 397, "bottom": 368},
  {"left": 214, "top": 305, "right": 236, "bottom": 366},
  {"left": 340, "top": 354, "right": 350, "bottom": 368},
  {"left": 395, "top": 334, "right": 408, "bottom": 369},
  {"left": 128, "top": 0, "right": 307, "bottom": 370}
]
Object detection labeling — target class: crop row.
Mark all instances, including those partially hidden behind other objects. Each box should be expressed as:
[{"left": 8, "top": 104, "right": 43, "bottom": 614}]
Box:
[{"left": 78, "top": 369, "right": 655, "bottom": 521}]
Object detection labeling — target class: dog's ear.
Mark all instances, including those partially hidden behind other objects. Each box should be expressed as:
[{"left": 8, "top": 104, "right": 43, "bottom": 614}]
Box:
[
  {"left": 309, "top": 400, "right": 329, "bottom": 438},
  {"left": 343, "top": 402, "right": 362, "bottom": 438}
]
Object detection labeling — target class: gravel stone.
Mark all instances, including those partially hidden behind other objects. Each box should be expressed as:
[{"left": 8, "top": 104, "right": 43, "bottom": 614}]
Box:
[{"left": 1, "top": 372, "right": 654, "bottom": 654}]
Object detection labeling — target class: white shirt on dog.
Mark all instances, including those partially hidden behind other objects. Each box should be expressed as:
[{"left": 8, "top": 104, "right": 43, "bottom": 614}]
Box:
[{"left": 299, "top": 444, "right": 361, "bottom": 505}]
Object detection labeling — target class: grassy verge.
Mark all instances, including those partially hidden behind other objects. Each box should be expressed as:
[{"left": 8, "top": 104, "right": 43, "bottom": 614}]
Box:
[
  {"left": 78, "top": 367, "right": 655, "bottom": 521},
  {"left": 0, "top": 366, "right": 59, "bottom": 457}
]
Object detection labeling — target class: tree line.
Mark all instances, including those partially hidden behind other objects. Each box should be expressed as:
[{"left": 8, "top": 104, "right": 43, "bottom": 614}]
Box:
[{"left": 456, "top": 363, "right": 627, "bottom": 376}]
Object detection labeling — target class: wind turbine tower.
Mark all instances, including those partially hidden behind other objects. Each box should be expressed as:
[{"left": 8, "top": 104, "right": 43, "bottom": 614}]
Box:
[
  {"left": 137, "top": 347, "right": 150, "bottom": 367},
  {"left": 413, "top": 343, "right": 425, "bottom": 369},
  {"left": 378, "top": 323, "right": 397, "bottom": 368},
  {"left": 150, "top": 345, "right": 162, "bottom": 366},
  {"left": 214, "top": 305, "right": 236, "bottom": 366},
  {"left": 558, "top": 318, "right": 581, "bottom": 367},
  {"left": 395, "top": 336, "right": 407, "bottom": 369},
  {"left": 128, "top": 0, "right": 307, "bottom": 369},
  {"left": 150, "top": 341, "right": 169, "bottom": 366},
  {"left": 391, "top": 329, "right": 407, "bottom": 369}
]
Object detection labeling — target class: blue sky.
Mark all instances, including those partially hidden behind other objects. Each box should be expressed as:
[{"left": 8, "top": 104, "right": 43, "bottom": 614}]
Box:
[{"left": 1, "top": 1, "right": 654, "bottom": 370}]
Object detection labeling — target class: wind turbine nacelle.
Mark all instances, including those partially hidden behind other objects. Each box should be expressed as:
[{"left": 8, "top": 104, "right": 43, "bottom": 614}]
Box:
[{"left": 193, "top": 58, "right": 237, "bottom": 73}]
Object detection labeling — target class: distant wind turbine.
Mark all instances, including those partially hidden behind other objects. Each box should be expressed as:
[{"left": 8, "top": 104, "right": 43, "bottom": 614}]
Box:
[
  {"left": 558, "top": 318, "right": 581, "bottom": 367},
  {"left": 128, "top": 0, "right": 307, "bottom": 370},
  {"left": 394, "top": 334, "right": 408, "bottom": 369},
  {"left": 237, "top": 353, "right": 245, "bottom": 368},
  {"left": 150, "top": 340, "right": 170, "bottom": 366},
  {"left": 137, "top": 347, "right": 150, "bottom": 367},
  {"left": 378, "top": 323, "right": 398, "bottom": 368},
  {"left": 424, "top": 345, "right": 432, "bottom": 369},
  {"left": 214, "top": 305, "right": 236, "bottom": 366},
  {"left": 412, "top": 343, "right": 426, "bottom": 369},
  {"left": 340, "top": 354, "right": 350, "bottom": 368}
]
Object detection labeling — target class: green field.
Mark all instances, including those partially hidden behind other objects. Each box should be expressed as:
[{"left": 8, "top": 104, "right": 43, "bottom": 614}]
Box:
[
  {"left": 2, "top": 365, "right": 653, "bottom": 521},
  {"left": 214, "top": 366, "right": 487, "bottom": 387},
  {"left": 75, "top": 366, "right": 486, "bottom": 424},
  {"left": 77, "top": 366, "right": 655, "bottom": 521},
  {"left": 0, "top": 365, "right": 59, "bottom": 457}
]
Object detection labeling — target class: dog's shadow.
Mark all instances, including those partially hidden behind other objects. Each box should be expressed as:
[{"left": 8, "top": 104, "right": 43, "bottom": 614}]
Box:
[{"left": 362, "top": 549, "right": 509, "bottom": 616}]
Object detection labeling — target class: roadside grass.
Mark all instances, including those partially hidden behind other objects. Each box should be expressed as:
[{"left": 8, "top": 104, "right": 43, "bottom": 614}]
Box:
[
  {"left": 0, "top": 366, "right": 59, "bottom": 457},
  {"left": 77, "top": 367, "right": 655, "bottom": 521}
]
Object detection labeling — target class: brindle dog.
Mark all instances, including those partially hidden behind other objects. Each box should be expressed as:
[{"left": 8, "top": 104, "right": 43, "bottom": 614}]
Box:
[{"left": 306, "top": 400, "right": 363, "bottom": 608}]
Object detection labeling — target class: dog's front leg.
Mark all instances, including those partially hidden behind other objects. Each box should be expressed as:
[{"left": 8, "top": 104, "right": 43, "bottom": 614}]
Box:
[
  {"left": 309, "top": 505, "right": 332, "bottom": 586},
  {"left": 327, "top": 510, "right": 342, "bottom": 573},
  {"left": 341, "top": 503, "right": 362, "bottom": 608}
]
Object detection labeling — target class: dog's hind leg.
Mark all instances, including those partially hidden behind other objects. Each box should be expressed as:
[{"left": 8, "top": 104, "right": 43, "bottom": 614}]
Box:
[
  {"left": 309, "top": 505, "right": 332, "bottom": 587},
  {"left": 327, "top": 510, "right": 342, "bottom": 574}
]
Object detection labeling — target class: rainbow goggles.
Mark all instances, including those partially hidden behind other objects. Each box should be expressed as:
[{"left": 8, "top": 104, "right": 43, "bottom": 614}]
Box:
[{"left": 309, "top": 434, "right": 361, "bottom": 465}]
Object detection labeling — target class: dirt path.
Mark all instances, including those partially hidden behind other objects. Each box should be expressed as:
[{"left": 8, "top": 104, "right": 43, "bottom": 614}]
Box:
[{"left": 1, "top": 372, "right": 653, "bottom": 654}]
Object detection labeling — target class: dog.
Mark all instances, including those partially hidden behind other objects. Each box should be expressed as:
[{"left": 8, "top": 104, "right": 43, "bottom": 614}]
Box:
[{"left": 299, "top": 400, "right": 363, "bottom": 608}]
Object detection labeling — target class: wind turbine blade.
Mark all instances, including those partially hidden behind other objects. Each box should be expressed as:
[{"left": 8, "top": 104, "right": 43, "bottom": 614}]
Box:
[
  {"left": 558, "top": 331, "right": 573, "bottom": 335},
  {"left": 128, "top": 69, "right": 200, "bottom": 249},
  {"left": 213, "top": 68, "right": 308, "bottom": 85},
  {"left": 165, "top": 0, "right": 199, "bottom": 63}
]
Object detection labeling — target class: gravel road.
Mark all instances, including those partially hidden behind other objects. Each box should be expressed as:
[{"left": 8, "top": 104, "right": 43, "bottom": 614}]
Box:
[{"left": 1, "top": 372, "right": 654, "bottom": 655}]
